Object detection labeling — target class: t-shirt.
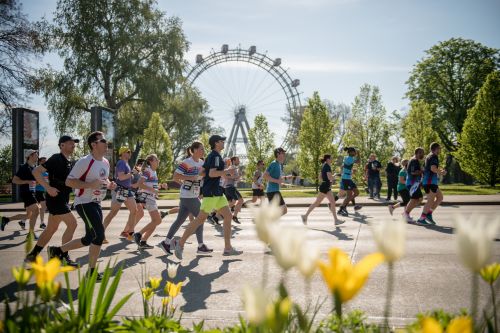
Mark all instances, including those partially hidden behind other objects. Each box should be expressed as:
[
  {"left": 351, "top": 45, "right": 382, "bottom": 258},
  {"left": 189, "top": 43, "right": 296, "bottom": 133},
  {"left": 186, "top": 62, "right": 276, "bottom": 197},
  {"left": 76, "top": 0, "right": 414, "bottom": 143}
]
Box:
[
  {"left": 266, "top": 160, "right": 283, "bottom": 193},
  {"left": 341, "top": 156, "right": 357, "bottom": 180},
  {"left": 42, "top": 153, "right": 74, "bottom": 194},
  {"left": 405, "top": 158, "right": 422, "bottom": 187},
  {"left": 224, "top": 166, "right": 239, "bottom": 188},
  {"left": 252, "top": 170, "right": 264, "bottom": 189},
  {"left": 366, "top": 160, "right": 382, "bottom": 178},
  {"left": 140, "top": 166, "right": 159, "bottom": 194},
  {"left": 423, "top": 153, "right": 439, "bottom": 185},
  {"left": 15, "top": 163, "right": 36, "bottom": 194},
  {"left": 68, "top": 154, "right": 110, "bottom": 205},
  {"left": 115, "top": 159, "right": 132, "bottom": 188},
  {"left": 202, "top": 150, "right": 225, "bottom": 197},
  {"left": 321, "top": 163, "right": 332, "bottom": 184},
  {"left": 35, "top": 171, "right": 49, "bottom": 192},
  {"left": 397, "top": 169, "right": 407, "bottom": 192},
  {"left": 176, "top": 157, "right": 203, "bottom": 199}
]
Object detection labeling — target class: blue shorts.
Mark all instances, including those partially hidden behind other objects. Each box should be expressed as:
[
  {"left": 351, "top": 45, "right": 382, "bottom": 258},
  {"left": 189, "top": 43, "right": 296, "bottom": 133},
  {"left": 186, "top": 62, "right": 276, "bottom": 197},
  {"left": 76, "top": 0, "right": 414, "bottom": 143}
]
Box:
[{"left": 341, "top": 179, "right": 357, "bottom": 191}]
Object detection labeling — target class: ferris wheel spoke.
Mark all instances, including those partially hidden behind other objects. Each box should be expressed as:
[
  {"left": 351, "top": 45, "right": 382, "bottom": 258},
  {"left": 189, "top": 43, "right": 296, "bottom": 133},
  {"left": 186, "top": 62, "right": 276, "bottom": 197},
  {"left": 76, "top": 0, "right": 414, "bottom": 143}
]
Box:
[
  {"left": 245, "top": 75, "right": 279, "bottom": 107},
  {"left": 249, "top": 85, "right": 288, "bottom": 111},
  {"left": 208, "top": 65, "right": 240, "bottom": 108}
]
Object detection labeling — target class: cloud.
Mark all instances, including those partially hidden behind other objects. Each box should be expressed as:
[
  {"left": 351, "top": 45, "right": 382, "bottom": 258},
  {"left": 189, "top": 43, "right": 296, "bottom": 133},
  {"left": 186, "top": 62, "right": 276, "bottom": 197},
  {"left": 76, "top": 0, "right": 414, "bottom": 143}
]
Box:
[{"left": 284, "top": 59, "right": 410, "bottom": 73}]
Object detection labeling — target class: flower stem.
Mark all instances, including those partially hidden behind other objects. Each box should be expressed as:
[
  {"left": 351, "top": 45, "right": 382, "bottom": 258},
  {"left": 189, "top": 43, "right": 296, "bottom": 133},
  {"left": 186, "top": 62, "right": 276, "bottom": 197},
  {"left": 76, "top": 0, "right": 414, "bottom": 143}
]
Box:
[
  {"left": 305, "top": 279, "right": 311, "bottom": 306},
  {"left": 491, "top": 283, "right": 498, "bottom": 333},
  {"left": 262, "top": 244, "right": 269, "bottom": 287},
  {"left": 384, "top": 263, "right": 394, "bottom": 332},
  {"left": 334, "top": 291, "right": 343, "bottom": 332},
  {"left": 471, "top": 273, "right": 479, "bottom": 323}
]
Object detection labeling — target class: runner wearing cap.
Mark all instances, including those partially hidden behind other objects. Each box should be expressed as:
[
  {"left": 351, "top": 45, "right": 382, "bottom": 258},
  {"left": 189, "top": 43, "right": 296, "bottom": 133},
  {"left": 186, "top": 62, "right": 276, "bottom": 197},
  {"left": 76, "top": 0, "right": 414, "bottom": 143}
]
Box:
[
  {"left": 24, "top": 135, "right": 80, "bottom": 266},
  {"left": 1, "top": 149, "right": 40, "bottom": 239},
  {"left": 337, "top": 147, "right": 361, "bottom": 217},
  {"left": 35, "top": 157, "right": 48, "bottom": 229},
  {"left": 171, "top": 134, "right": 242, "bottom": 259},
  {"left": 102, "top": 146, "right": 138, "bottom": 241},
  {"left": 264, "top": 147, "right": 287, "bottom": 215}
]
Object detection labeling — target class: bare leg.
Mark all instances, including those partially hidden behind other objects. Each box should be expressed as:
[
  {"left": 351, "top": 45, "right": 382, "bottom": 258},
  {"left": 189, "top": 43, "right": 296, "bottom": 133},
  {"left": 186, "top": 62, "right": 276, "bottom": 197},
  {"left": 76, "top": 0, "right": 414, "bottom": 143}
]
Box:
[
  {"left": 304, "top": 193, "right": 325, "bottom": 218},
  {"left": 39, "top": 200, "right": 46, "bottom": 225},
  {"left": 140, "top": 210, "right": 161, "bottom": 241},
  {"left": 233, "top": 197, "right": 244, "bottom": 217},
  {"left": 432, "top": 189, "right": 443, "bottom": 210},
  {"left": 3, "top": 213, "right": 28, "bottom": 221},
  {"left": 325, "top": 191, "right": 339, "bottom": 221},
  {"left": 103, "top": 202, "right": 121, "bottom": 230},
  {"left": 123, "top": 197, "right": 137, "bottom": 231},
  {"left": 179, "top": 211, "right": 210, "bottom": 247},
  {"left": 60, "top": 213, "right": 77, "bottom": 244},
  {"left": 88, "top": 244, "right": 101, "bottom": 269},
  {"left": 27, "top": 204, "right": 40, "bottom": 233},
  {"left": 218, "top": 206, "right": 233, "bottom": 250}
]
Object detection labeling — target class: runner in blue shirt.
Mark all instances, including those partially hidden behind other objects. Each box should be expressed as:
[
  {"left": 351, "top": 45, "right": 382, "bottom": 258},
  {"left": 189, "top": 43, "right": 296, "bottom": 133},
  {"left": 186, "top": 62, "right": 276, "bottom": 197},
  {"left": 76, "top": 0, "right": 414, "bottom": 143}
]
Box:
[
  {"left": 264, "top": 147, "right": 287, "bottom": 215},
  {"left": 338, "top": 147, "right": 360, "bottom": 217}
]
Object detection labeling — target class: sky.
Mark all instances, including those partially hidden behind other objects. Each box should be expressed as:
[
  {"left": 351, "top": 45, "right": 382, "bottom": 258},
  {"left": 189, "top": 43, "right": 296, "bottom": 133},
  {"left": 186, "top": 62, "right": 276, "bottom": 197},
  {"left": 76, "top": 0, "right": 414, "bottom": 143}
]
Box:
[{"left": 16, "top": 0, "right": 500, "bottom": 157}]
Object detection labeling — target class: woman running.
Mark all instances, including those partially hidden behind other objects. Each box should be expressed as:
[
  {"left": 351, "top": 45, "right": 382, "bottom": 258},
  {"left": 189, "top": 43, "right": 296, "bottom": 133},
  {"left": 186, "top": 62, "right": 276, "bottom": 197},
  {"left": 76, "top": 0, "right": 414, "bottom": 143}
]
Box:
[
  {"left": 35, "top": 157, "right": 48, "bottom": 229},
  {"left": 388, "top": 159, "right": 410, "bottom": 215},
  {"left": 301, "top": 154, "right": 344, "bottom": 225}
]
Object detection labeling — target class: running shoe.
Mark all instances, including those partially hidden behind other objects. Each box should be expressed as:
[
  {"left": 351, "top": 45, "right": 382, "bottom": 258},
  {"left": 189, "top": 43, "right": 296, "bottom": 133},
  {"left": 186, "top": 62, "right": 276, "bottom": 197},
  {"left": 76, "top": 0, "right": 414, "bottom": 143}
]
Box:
[
  {"left": 127, "top": 231, "right": 134, "bottom": 241},
  {"left": 197, "top": 244, "right": 214, "bottom": 254},
  {"left": 1, "top": 216, "right": 9, "bottom": 231},
  {"left": 334, "top": 219, "right": 345, "bottom": 226},
  {"left": 62, "top": 254, "right": 79, "bottom": 267},
  {"left": 207, "top": 215, "right": 216, "bottom": 225},
  {"left": 139, "top": 241, "right": 154, "bottom": 249},
  {"left": 212, "top": 214, "right": 220, "bottom": 225},
  {"left": 300, "top": 214, "right": 307, "bottom": 225},
  {"left": 223, "top": 247, "right": 243, "bottom": 256},
  {"left": 388, "top": 205, "right": 394, "bottom": 216},
  {"left": 24, "top": 253, "right": 37, "bottom": 264},
  {"left": 160, "top": 211, "right": 169, "bottom": 219},
  {"left": 102, "top": 239, "right": 109, "bottom": 244},
  {"left": 416, "top": 218, "right": 432, "bottom": 226},
  {"left": 232, "top": 216, "right": 241, "bottom": 224},
  {"left": 18, "top": 221, "right": 26, "bottom": 230},
  {"left": 40, "top": 223, "right": 46, "bottom": 229},
  {"left": 87, "top": 270, "right": 103, "bottom": 281},
  {"left": 171, "top": 237, "right": 183, "bottom": 260},
  {"left": 426, "top": 214, "right": 437, "bottom": 225},
  {"left": 133, "top": 232, "right": 142, "bottom": 246},
  {"left": 402, "top": 213, "right": 414, "bottom": 224},
  {"left": 158, "top": 240, "right": 172, "bottom": 255},
  {"left": 338, "top": 207, "right": 348, "bottom": 217},
  {"left": 334, "top": 195, "right": 339, "bottom": 201},
  {"left": 354, "top": 205, "right": 362, "bottom": 211},
  {"left": 119, "top": 231, "right": 129, "bottom": 238},
  {"left": 47, "top": 246, "right": 63, "bottom": 260}
]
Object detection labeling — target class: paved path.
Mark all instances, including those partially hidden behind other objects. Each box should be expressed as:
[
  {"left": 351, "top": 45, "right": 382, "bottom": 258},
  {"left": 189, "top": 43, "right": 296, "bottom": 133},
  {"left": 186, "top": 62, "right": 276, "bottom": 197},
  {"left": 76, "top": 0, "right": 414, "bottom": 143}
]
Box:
[{"left": 0, "top": 205, "right": 499, "bottom": 328}]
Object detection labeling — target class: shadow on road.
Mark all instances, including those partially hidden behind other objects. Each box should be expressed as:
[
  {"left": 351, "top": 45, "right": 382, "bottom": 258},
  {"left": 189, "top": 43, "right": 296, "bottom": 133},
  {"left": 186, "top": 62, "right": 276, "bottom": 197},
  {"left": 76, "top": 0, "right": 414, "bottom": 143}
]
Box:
[{"left": 311, "top": 227, "right": 354, "bottom": 241}]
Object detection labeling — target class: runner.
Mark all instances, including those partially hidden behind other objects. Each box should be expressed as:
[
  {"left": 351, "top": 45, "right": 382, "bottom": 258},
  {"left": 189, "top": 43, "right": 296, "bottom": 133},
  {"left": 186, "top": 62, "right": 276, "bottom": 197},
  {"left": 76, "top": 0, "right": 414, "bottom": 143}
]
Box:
[
  {"left": 403, "top": 147, "right": 425, "bottom": 223},
  {"left": 417, "top": 142, "right": 446, "bottom": 225},
  {"left": 388, "top": 159, "right": 410, "bottom": 215},
  {"left": 47, "top": 131, "right": 114, "bottom": 280},
  {"left": 171, "top": 134, "right": 242, "bottom": 259},
  {"left": 158, "top": 141, "right": 213, "bottom": 255},
  {"left": 264, "top": 147, "right": 288, "bottom": 215},
  {"left": 132, "top": 154, "right": 168, "bottom": 249},
  {"left": 337, "top": 147, "right": 361, "bottom": 217},
  {"left": 25, "top": 135, "right": 79, "bottom": 266},
  {"left": 224, "top": 156, "right": 244, "bottom": 224},
  {"left": 102, "top": 146, "right": 138, "bottom": 241},
  {"left": 249, "top": 160, "right": 265, "bottom": 205},
  {"left": 335, "top": 172, "right": 362, "bottom": 211},
  {"left": 2, "top": 149, "right": 40, "bottom": 239},
  {"left": 301, "top": 154, "right": 343, "bottom": 225},
  {"left": 35, "top": 157, "right": 48, "bottom": 229}
]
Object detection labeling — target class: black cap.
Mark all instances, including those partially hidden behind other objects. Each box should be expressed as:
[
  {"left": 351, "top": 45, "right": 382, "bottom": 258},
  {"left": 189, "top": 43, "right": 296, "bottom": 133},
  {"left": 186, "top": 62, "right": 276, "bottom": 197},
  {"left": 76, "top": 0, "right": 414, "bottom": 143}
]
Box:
[
  {"left": 274, "top": 147, "right": 286, "bottom": 157},
  {"left": 209, "top": 134, "right": 226, "bottom": 148},
  {"left": 59, "top": 135, "right": 80, "bottom": 145}
]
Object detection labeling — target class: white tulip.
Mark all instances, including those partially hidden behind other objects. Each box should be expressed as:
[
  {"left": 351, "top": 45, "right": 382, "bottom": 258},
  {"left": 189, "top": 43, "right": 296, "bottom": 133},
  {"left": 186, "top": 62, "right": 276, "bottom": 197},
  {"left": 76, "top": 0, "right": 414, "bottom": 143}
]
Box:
[
  {"left": 371, "top": 217, "right": 406, "bottom": 262},
  {"left": 270, "top": 226, "right": 306, "bottom": 271},
  {"left": 251, "top": 197, "right": 283, "bottom": 244},
  {"left": 297, "top": 242, "right": 319, "bottom": 279},
  {"left": 454, "top": 216, "right": 499, "bottom": 272},
  {"left": 241, "top": 284, "right": 269, "bottom": 325},
  {"left": 167, "top": 262, "right": 179, "bottom": 279}
]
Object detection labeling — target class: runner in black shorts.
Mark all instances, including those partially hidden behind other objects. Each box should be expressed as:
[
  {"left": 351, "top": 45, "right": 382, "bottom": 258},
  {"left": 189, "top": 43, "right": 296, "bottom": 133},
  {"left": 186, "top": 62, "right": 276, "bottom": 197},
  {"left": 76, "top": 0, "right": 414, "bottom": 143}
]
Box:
[
  {"left": 264, "top": 148, "right": 287, "bottom": 215},
  {"left": 403, "top": 148, "right": 425, "bottom": 223},
  {"left": 338, "top": 147, "right": 361, "bottom": 217},
  {"left": 25, "top": 136, "right": 80, "bottom": 266},
  {"left": 388, "top": 159, "right": 410, "bottom": 215},
  {"left": 224, "top": 156, "right": 244, "bottom": 224},
  {"left": 34, "top": 157, "right": 48, "bottom": 229},
  {"left": 248, "top": 160, "right": 265, "bottom": 205},
  {"left": 301, "top": 154, "right": 343, "bottom": 225},
  {"left": 2, "top": 150, "right": 40, "bottom": 239}
]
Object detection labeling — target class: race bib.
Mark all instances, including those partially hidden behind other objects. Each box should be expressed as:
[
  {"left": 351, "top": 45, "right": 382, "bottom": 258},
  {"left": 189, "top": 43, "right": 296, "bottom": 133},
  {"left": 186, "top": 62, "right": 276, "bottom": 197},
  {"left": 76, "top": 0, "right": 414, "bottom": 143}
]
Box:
[{"left": 92, "top": 183, "right": 108, "bottom": 202}]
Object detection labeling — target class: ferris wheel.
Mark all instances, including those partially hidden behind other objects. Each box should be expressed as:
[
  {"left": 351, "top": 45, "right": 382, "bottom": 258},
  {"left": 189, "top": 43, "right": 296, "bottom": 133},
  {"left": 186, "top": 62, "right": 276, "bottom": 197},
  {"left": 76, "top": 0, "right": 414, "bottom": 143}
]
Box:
[{"left": 185, "top": 44, "right": 302, "bottom": 158}]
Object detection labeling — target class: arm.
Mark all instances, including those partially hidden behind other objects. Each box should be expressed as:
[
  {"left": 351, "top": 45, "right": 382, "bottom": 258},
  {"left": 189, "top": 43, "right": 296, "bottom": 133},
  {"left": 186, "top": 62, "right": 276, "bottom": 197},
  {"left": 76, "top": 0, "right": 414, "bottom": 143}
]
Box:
[
  {"left": 263, "top": 171, "right": 282, "bottom": 184},
  {"left": 116, "top": 171, "right": 133, "bottom": 181},
  {"left": 33, "top": 165, "right": 59, "bottom": 197},
  {"left": 12, "top": 176, "right": 31, "bottom": 185},
  {"left": 66, "top": 178, "right": 101, "bottom": 189},
  {"left": 327, "top": 172, "right": 335, "bottom": 182},
  {"left": 209, "top": 168, "right": 232, "bottom": 178},
  {"left": 173, "top": 172, "right": 197, "bottom": 182}
]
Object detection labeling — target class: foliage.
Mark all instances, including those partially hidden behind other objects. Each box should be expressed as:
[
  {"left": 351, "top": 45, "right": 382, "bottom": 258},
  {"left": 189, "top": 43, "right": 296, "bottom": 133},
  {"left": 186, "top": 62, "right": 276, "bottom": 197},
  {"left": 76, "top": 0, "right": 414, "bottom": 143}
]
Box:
[
  {"left": 142, "top": 112, "right": 174, "bottom": 182},
  {"left": 0, "top": 144, "right": 12, "bottom": 186},
  {"left": 455, "top": 71, "right": 500, "bottom": 186},
  {"left": 246, "top": 114, "right": 275, "bottom": 182},
  {"left": 406, "top": 37, "right": 499, "bottom": 152},
  {"left": 198, "top": 132, "right": 210, "bottom": 155},
  {"left": 119, "top": 316, "right": 188, "bottom": 332},
  {"left": 324, "top": 100, "right": 352, "bottom": 149},
  {"left": 317, "top": 310, "right": 382, "bottom": 333},
  {"left": 297, "top": 92, "right": 336, "bottom": 190}
]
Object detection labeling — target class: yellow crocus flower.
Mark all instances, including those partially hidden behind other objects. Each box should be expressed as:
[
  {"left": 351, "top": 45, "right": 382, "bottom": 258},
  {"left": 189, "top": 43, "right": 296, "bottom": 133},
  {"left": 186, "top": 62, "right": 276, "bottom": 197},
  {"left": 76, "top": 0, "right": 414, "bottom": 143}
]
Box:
[
  {"left": 141, "top": 287, "right": 154, "bottom": 300},
  {"left": 421, "top": 316, "right": 472, "bottom": 333},
  {"left": 38, "top": 281, "right": 61, "bottom": 302},
  {"left": 161, "top": 297, "right": 170, "bottom": 307},
  {"left": 12, "top": 266, "right": 32, "bottom": 287},
  {"left": 30, "top": 255, "right": 74, "bottom": 287},
  {"left": 165, "top": 281, "right": 183, "bottom": 298},
  {"left": 149, "top": 277, "right": 162, "bottom": 290},
  {"left": 317, "top": 248, "right": 385, "bottom": 303},
  {"left": 480, "top": 263, "right": 500, "bottom": 284}
]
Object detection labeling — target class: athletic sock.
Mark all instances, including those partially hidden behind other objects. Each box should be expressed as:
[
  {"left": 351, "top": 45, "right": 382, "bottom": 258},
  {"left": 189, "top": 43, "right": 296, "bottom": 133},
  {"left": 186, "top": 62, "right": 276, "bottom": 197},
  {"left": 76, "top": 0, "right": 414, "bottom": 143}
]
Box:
[
  {"left": 352, "top": 198, "right": 356, "bottom": 205},
  {"left": 420, "top": 213, "right": 427, "bottom": 219},
  {"left": 165, "top": 238, "right": 171, "bottom": 245},
  {"left": 198, "top": 243, "right": 204, "bottom": 248},
  {"left": 428, "top": 209, "right": 433, "bottom": 215}
]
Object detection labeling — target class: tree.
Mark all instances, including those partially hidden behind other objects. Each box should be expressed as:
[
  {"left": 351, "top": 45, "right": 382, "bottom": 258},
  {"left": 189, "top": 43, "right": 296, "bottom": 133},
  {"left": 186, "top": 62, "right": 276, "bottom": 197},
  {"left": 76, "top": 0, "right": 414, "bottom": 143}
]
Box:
[
  {"left": 401, "top": 101, "right": 441, "bottom": 158},
  {"left": 342, "top": 84, "right": 395, "bottom": 175},
  {"left": 406, "top": 38, "right": 499, "bottom": 152},
  {"left": 0, "top": 0, "right": 47, "bottom": 136},
  {"left": 297, "top": 92, "right": 336, "bottom": 191},
  {"left": 33, "top": 0, "right": 188, "bottom": 137},
  {"left": 246, "top": 114, "right": 275, "bottom": 182},
  {"left": 455, "top": 71, "right": 500, "bottom": 186},
  {"left": 198, "top": 132, "right": 210, "bottom": 155},
  {"left": 324, "top": 100, "right": 352, "bottom": 149},
  {"left": 141, "top": 112, "right": 173, "bottom": 182},
  {"left": 0, "top": 144, "right": 12, "bottom": 188}
]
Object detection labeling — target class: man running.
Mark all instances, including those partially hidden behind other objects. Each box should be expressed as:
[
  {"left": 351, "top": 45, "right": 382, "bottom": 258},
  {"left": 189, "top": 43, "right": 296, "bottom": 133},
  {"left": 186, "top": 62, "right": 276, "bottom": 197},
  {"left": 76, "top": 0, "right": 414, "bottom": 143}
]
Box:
[
  {"left": 403, "top": 147, "right": 425, "bottom": 223},
  {"left": 48, "top": 131, "right": 114, "bottom": 280},
  {"left": 264, "top": 148, "right": 287, "bottom": 215},
  {"left": 417, "top": 142, "right": 446, "bottom": 225},
  {"left": 35, "top": 157, "right": 48, "bottom": 229},
  {"left": 171, "top": 135, "right": 242, "bottom": 259},
  {"left": 25, "top": 135, "right": 79, "bottom": 266},
  {"left": 249, "top": 160, "right": 265, "bottom": 205},
  {"left": 338, "top": 147, "right": 361, "bottom": 217},
  {"left": 2, "top": 150, "right": 40, "bottom": 239},
  {"left": 224, "top": 156, "right": 244, "bottom": 224}
]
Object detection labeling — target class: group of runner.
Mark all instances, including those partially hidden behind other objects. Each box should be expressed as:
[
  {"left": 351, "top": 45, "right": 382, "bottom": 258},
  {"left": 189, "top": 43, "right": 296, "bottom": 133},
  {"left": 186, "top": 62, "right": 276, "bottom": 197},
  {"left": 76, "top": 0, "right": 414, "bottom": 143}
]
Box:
[{"left": 1, "top": 130, "right": 444, "bottom": 278}]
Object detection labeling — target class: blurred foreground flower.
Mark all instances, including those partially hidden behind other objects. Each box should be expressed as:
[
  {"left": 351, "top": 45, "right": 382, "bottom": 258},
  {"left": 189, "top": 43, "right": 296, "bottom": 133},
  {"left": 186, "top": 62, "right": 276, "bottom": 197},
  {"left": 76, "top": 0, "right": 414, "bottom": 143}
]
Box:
[
  {"left": 165, "top": 281, "right": 183, "bottom": 298},
  {"left": 297, "top": 242, "right": 319, "bottom": 279},
  {"left": 251, "top": 197, "right": 282, "bottom": 244},
  {"left": 242, "top": 284, "right": 269, "bottom": 325},
  {"left": 480, "top": 262, "right": 500, "bottom": 284},
  {"left": 30, "top": 255, "right": 74, "bottom": 287},
  {"left": 149, "top": 277, "right": 162, "bottom": 290},
  {"left": 167, "top": 263, "right": 179, "bottom": 279},
  {"left": 141, "top": 287, "right": 154, "bottom": 300},
  {"left": 269, "top": 227, "right": 306, "bottom": 271},
  {"left": 12, "top": 266, "right": 32, "bottom": 288},
  {"left": 371, "top": 217, "right": 406, "bottom": 262},
  {"left": 38, "top": 280, "right": 61, "bottom": 302},
  {"left": 421, "top": 316, "right": 472, "bottom": 333}
]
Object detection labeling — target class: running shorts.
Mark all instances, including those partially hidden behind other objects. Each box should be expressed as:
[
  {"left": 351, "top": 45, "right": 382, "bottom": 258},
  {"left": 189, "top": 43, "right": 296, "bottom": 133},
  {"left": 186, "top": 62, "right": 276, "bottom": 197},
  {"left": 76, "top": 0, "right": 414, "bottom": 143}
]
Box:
[
  {"left": 423, "top": 184, "right": 439, "bottom": 194},
  {"left": 35, "top": 191, "right": 45, "bottom": 202},
  {"left": 319, "top": 182, "right": 331, "bottom": 194},
  {"left": 224, "top": 186, "right": 242, "bottom": 201},
  {"left": 46, "top": 192, "right": 71, "bottom": 215},
  {"left": 21, "top": 192, "right": 38, "bottom": 208},
  {"left": 266, "top": 191, "right": 286, "bottom": 206},
  {"left": 341, "top": 179, "right": 357, "bottom": 191},
  {"left": 398, "top": 188, "right": 411, "bottom": 206},
  {"left": 252, "top": 188, "right": 264, "bottom": 197},
  {"left": 200, "top": 196, "right": 229, "bottom": 214}
]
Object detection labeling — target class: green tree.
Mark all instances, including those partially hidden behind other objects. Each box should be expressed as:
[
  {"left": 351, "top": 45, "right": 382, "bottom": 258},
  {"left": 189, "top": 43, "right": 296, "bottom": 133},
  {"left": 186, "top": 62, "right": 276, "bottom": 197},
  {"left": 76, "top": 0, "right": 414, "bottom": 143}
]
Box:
[
  {"left": 455, "top": 71, "right": 500, "bottom": 186},
  {"left": 342, "top": 84, "right": 395, "bottom": 178},
  {"left": 297, "top": 92, "right": 336, "bottom": 191},
  {"left": 141, "top": 112, "right": 173, "bottom": 182},
  {"left": 0, "top": 144, "right": 13, "bottom": 187},
  {"left": 406, "top": 38, "right": 499, "bottom": 152},
  {"left": 246, "top": 114, "right": 275, "bottom": 182},
  {"left": 198, "top": 132, "right": 210, "bottom": 155}
]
